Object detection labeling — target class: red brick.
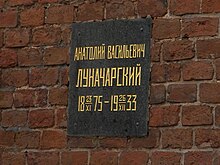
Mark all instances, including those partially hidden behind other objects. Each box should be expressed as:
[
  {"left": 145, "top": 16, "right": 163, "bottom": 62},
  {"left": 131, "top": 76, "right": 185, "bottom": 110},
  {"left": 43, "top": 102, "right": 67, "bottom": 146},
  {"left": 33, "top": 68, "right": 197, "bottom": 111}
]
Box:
[
  {"left": 182, "top": 105, "right": 213, "bottom": 126},
  {"left": 149, "top": 105, "right": 180, "bottom": 127},
  {"left": 153, "top": 18, "right": 180, "bottom": 39},
  {"left": 162, "top": 40, "right": 194, "bottom": 61},
  {"left": 49, "top": 87, "right": 68, "bottom": 105},
  {"left": 182, "top": 17, "right": 219, "bottom": 37},
  {"left": 90, "top": 151, "right": 118, "bottom": 165},
  {"left": 99, "top": 137, "right": 127, "bottom": 148},
  {"left": 44, "top": 47, "right": 68, "bottom": 65},
  {"left": 195, "top": 129, "right": 220, "bottom": 148},
  {"left": 169, "top": 0, "right": 200, "bottom": 15},
  {"left": 5, "top": 28, "right": 30, "bottom": 47},
  {"left": 61, "top": 151, "right": 88, "bottom": 165},
  {"left": 215, "top": 59, "right": 220, "bottom": 79},
  {"left": 0, "top": 10, "right": 17, "bottom": 27},
  {"left": 129, "top": 129, "right": 160, "bottom": 148},
  {"left": 168, "top": 84, "right": 197, "bottom": 103},
  {"left": 1, "top": 69, "right": 28, "bottom": 87},
  {"left": 202, "top": 0, "right": 220, "bottom": 13},
  {"left": 41, "top": 130, "right": 66, "bottom": 149},
  {"left": 27, "top": 152, "right": 59, "bottom": 165},
  {"left": 0, "top": 49, "right": 17, "bottom": 68},
  {"left": 151, "top": 64, "right": 166, "bottom": 83},
  {"left": 15, "top": 131, "right": 40, "bottom": 149},
  {"left": 151, "top": 42, "right": 161, "bottom": 62},
  {"left": 29, "top": 109, "right": 54, "bottom": 128},
  {"left": 32, "top": 26, "right": 61, "bottom": 46},
  {"left": 106, "top": 1, "right": 135, "bottom": 19},
  {"left": 68, "top": 137, "right": 97, "bottom": 148},
  {"left": 77, "top": 1, "right": 104, "bottom": 21},
  {"left": 162, "top": 129, "right": 193, "bottom": 149},
  {"left": 38, "top": 0, "right": 58, "bottom": 3},
  {"left": 35, "top": 89, "right": 48, "bottom": 107},
  {"left": 137, "top": 0, "right": 167, "bottom": 17},
  {"left": 8, "top": 0, "right": 33, "bottom": 6},
  {"left": 20, "top": 7, "right": 44, "bottom": 26},
  {"left": 2, "top": 152, "right": 25, "bottom": 165},
  {"left": 166, "top": 63, "right": 181, "bottom": 82},
  {"left": 60, "top": 67, "right": 69, "bottom": 85},
  {"left": 197, "top": 39, "right": 220, "bottom": 59},
  {"left": 215, "top": 106, "right": 220, "bottom": 126},
  {"left": 0, "top": 0, "right": 4, "bottom": 8},
  {"left": 151, "top": 152, "right": 181, "bottom": 165},
  {"left": 0, "top": 30, "right": 3, "bottom": 47},
  {"left": 150, "top": 85, "right": 165, "bottom": 104},
  {"left": 1, "top": 110, "right": 27, "bottom": 127},
  {"left": 200, "top": 83, "right": 220, "bottom": 103},
  {"left": 18, "top": 48, "right": 42, "bottom": 66},
  {"left": 46, "top": 5, "right": 75, "bottom": 24},
  {"left": 183, "top": 61, "right": 214, "bottom": 80},
  {"left": 61, "top": 25, "right": 72, "bottom": 45},
  {"left": 56, "top": 108, "right": 67, "bottom": 128},
  {"left": 185, "top": 151, "right": 212, "bottom": 165},
  {"left": 29, "top": 67, "right": 58, "bottom": 87},
  {"left": 14, "top": 89, "right": 35, "bottom": 108},
  {"left": 119, "top": 151, "right": 148, "bottom": 165},
  {"left": 0, "top": 130, "right": 15, "bottom": 147},
  {"left": 0, "top": 91, "right": 13, "bottom": 108}
]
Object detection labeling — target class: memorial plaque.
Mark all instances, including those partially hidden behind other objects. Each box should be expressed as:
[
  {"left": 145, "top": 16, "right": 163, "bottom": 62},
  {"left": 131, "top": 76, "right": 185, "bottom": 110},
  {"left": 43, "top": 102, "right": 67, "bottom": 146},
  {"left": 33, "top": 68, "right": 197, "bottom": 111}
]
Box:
[{"left": 68, "top": 18, "right": 152, "bottom": 136}]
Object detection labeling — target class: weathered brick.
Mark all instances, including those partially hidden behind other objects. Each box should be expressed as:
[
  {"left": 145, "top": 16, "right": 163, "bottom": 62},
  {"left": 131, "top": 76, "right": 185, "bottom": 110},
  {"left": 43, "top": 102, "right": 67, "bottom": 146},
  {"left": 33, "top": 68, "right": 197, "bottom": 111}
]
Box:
[
  {"left": 150, "top": 85, "right": 165, "bottom": 104},
  {"left": 182, "top": 17, "right": 219, "bottom": 37},
  {"left": 0, "top": 30, "right": 3, "bottom": 47},
  {"left": 29, "top": 109, "right": 54, "bottom": 128},
  {"left": 0, "top": 91, "right": 13, "bottom": 108},
  {"left": 0, "top": 130, "right": 15, "bottom": 147},
  {"left": 185, "top": 151, "right": 213, "bottom": 165},
  {"left": 1, "top": 110, "right": 27, "bottom": 127},
  {"left": 8, "top": 0, "right": 33, "bottom": 6},
  {"left": 149, "top": 105, "right": 180, "bottom": 127},
  {"left": 151, "top": 42, "right": 161, "bottom": 62},
  {"left": 32, "top": 26, "right": 61, "bottom": 46},
  {"left": 151, "top": 152, "right": 181, "bottom": 165},
  {"left": 27, "top": 152, "right": 59, "bottom": 165},
  {"left": 60, "top": 67, "right": 69, "bottom": 85},
  {"left": 137, "top": 0, "right": 167, "bottom": 17},
  {"left": 99, "top": 137, "right": 127, "bottom": 148},
  {"left": 129, "top": 129, "right": 160, "bottom": 148},
  {"left": 61, "top": 151, "right": 88, "bottom": 165},
  {"left": 215, "top": 59, "right": 220, "bottom": 80},
  {"left": 46, "top": 5, "right": 75, "bottom": 24},
  {"left": 44, "top": 47, "right": 68, "bottom": 65},
  {"left": 183, "top": 61, "right": 214, "bottom": 80},
  {"left": 49, "top": 87, "right": 68, "bottom": 105},
  {"left": 151, "top": 63, "right": 166, "bottom": 83},
  {"left": 202, "top": 0, "right": 220, "bottom": 13},
  {"left": 29, "top": 67, "right": 58, "bottom": 87},
  {"left": 15, "top": 131, "right": 40, "bottom": 149},
  {"left": 5, "top": 28, "right": 30, "bottom": 47},
  {"left": 0, "top": 49, "right": 17, "bottom": 68},
  {"left": 61, "top": 25, "right": 72, "bottom": 45},
  {"left": 162, "top": 129, "right": 193, "bottom": 149},
  {"left": 38, "top": 0, "right": 58, "bottom": 3},
  {"left": 77, "top": 1, "right": 104, "bottom": 21},
  {"left": 14, "top": 89, "right": 35, "bottom": 108},
  {"left": 153, "top": 18, "right": 180, "bottom": 39},
  {"left": 20, "top": 7, "right": 44, "bottom": 26},
  {"left": 168, "top": 84, "right": 197, "bottom": 103},
  {"left": 41, "top": 130, "right": 66, "bottom": 149},
  {"left": 90, "top": 151, "right": 118, "bottom": 165},
  {"left": 18, "top": 48, "right": 42, "bottom": 66},
  {"left": 215, "top": 106, "right": 220, "bottom": 126},
  {"left": 166, "top": 63, "right": 181, "bottom": 82},
  {"left": 197, "top": 39, "right": 220, "bottom": 59},
  {"left": 0, "top": 0, "right": 4, "bottom": 8},
  {"left": 35, "top": 89, "right": 48, "bottom": 107},
  {"left": 0, "top": 10, "right": 17, "bottom": 27},
  {"left": 182, "top": 105, "right": 213, "bottom": 126},
  {"left": 169, "top": 0, "right": 200, "bottom": 15},
  {"left": 119, "top": 151, "right": 148, "bottom": 165},
  {"left": 195, "top": 129, "right": 220, "bottom": 148},
  {"left": 2, "top": 152, "right": 25, "bottom": 165},
  {"left": 68, "top": 137, "right": 97, "bottom": 148},
  {"left": 162, "top": 40, "right": 194, "bottom": 61},
  {"left": 200, "top": 83, "right": 220, "bottom": 103},
  {"left": 106, "top": 1, "right": 135, "bottom": 19},
  {"left": 56, "top": 108, "right": 67, "bottom": 128},
  {"left": 1, "top": 69, "right": 28, "bottom": 87}
]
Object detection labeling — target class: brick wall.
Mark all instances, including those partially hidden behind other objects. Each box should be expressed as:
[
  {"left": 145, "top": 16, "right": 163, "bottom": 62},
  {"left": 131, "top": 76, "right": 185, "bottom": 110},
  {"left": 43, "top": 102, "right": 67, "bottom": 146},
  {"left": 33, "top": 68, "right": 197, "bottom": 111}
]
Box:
[{"left": 1, "top": 0, "right": 220, "bottom": 164}]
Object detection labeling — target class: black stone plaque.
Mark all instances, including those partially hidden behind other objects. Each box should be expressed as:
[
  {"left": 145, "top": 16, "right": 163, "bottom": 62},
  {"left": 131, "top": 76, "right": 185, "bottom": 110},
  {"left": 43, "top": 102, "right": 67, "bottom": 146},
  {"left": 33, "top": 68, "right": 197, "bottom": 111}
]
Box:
[{"left": 68, "top": 18, "right": 152, "bottom": 137}]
